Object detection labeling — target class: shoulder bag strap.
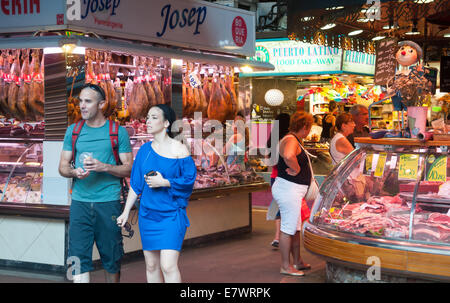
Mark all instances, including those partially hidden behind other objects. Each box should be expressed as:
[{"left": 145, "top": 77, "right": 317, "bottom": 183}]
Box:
[
  {"left": 109, "top": 120, "right": 121, "bottom": 165},
  {"left": 71, "top": 120, "right": 85, "bottom": 166}
]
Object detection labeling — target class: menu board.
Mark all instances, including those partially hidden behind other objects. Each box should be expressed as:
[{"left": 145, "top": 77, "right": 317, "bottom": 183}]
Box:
[
  {"left": 374, "top": 38, "right": 398, "bottom": 87},
  {"left": 440, "top": 56, "right": 450, "bottom": 92},
  {"left": 424, "top": 67, "right": 438, "bottom": 95}
]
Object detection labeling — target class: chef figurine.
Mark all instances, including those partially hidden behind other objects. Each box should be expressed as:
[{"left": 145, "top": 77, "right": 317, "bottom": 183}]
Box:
[
  {"left": 395, "top": 41, "right": 423, "bottom": 76},
  {"left": 387, "top": 41, "right": 432, "bottom": 111}
]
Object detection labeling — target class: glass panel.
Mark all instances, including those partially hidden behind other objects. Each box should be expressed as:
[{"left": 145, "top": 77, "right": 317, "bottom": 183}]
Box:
[
  {"left": 411, "top": 153, "right": 450, "bottom": 244},
  {"left": 0, "top": 142, "right": 43, "bottom": 204},
  {"left": 312, "top": 147, "right": 431, "bottom": 241}
]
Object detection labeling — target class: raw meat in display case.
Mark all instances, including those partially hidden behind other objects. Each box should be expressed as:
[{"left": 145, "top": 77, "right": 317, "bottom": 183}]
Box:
[{"left": 311, "top": 142, "right": 450, "bottom": 245}]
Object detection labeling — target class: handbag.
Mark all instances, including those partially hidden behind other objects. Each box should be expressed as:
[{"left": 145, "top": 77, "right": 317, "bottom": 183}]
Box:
[{"left": 299, "top": 143, "right": 319, "bottom": 203}]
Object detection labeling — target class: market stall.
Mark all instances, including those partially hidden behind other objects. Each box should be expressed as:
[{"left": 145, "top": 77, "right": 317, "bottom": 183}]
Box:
[
  {"left": 0, "top": 0, "right": 273, "bottom": 275},
  {"left": 242, "top": 38, "right": 379, "bottom": 172},
  {"left": 304, "top": 137, "right": 450, "bottom": 282}
]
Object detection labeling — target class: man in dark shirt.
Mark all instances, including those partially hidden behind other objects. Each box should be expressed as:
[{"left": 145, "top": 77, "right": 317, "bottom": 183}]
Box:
[{"left": 347, "top": 104, "right": 370, "bottom": 147}]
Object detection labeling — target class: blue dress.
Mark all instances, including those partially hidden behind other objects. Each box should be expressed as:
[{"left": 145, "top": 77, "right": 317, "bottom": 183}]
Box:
[{"left": 130, "top": 142, "right": 197, "bottom": 251}]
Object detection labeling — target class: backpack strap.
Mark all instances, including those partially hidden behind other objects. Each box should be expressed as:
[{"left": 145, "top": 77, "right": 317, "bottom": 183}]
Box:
[
  {"left": 109, "top": 120, "right": 121, "bottom": 165},
  {"left": 71, "top": 120, "right": 86, "bottom": 166}
]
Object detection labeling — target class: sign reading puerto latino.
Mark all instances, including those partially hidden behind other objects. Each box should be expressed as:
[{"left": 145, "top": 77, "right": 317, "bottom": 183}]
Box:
[{"left": 247, "top": 39, "right": 375, "bottom": 76}]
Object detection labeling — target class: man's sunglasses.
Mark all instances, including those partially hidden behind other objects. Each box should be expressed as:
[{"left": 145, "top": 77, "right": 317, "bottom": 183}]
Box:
[
  {"left": 122, "top": 222, "right": 134, "bottom": 238},
  {"left": 82, "top": 83, "right": 106, "bottom": 101}
]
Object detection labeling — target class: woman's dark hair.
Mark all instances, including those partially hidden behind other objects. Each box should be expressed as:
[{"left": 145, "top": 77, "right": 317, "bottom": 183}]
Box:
[
  {"left": 328, "top": 100, "right": 337, "bottom": 112},
  {"left": 267, "top": 113, "right": 290, "bottom": 149},
  {"left": 153, "top": 104, "right": 177, "bottom": 138}
]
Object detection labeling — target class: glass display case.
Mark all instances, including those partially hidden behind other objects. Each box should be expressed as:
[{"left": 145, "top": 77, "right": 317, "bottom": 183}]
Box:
[
  {"left": 0, "top": 140, "right": 43, "bottom": 204},
  {"left": 310, "top": 139, "right": 450, "bottom": 245},
  {"left": 304, "top": 137, "right": 450, "bottom": 281}
]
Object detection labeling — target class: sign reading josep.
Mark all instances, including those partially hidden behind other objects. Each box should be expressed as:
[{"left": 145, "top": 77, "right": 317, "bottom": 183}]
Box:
[{"left": 66, "top": 0, "right": 255, "bottom": 57}]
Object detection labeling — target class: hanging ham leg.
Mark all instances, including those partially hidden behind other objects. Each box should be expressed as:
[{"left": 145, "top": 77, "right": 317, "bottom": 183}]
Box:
[
  {"left": 225, "top": 67, "right": 238, "bottom": 118},
  {"left": 28, "top": 49, "right": 44, "bottom": 120},
  {"left": 128, "top": 56, "right": 149, "bottom": 119},
  {"left": 143, "top": 57, "right": 156, "bottom": 107},
  {"left": 103, "top": 52, "right": 116, "bottom": 117},
  {"left": 202, "top": 70, "right": 211, "bottom": 109},
  {"left": 207, "top": 72, "right": 227, "bottom": 123},
  {"left": 220, "top": 72, "right": 233, "bottom": 121},
  {"left": 17, "top": 49, "right": 32, "bottom": 121},
  {"left": 86, "top": 50, "right": 96, "bottom": 84},
  {"left": 151, "top": 59, "right": 164, "bottom": 105},
  {"left": 8, "top": 50, "right": 21, "bottom": 119},
  {"left": 197, "top": 65, "right": 208, "bottom": 117},
  {"left": 0, "top": 51, "right": 9, "bottom": 117}
]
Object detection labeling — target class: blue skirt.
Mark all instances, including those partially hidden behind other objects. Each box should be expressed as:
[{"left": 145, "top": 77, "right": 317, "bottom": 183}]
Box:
[{"left": 138, "top": 210, "right": 187, "bottom": 251}]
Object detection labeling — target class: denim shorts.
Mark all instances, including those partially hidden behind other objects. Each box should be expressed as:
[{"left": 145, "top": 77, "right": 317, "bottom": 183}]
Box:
[{"left": 68, "top": 200, "right": 124, "bottom": 274}]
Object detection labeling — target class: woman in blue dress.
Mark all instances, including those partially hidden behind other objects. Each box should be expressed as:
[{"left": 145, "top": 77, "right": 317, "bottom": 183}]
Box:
[{"left": 117, "top": 104, "right": 196, "bottom": 283}]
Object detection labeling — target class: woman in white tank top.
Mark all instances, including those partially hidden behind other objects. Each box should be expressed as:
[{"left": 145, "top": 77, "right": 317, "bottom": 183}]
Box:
[{"left": 329, "top": 113, "right": 356, "bottom": 165}]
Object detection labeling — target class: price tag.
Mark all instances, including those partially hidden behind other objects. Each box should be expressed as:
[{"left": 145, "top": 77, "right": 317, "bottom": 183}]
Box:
[
  {"left": 365, "top": 153, "right": 374, "bottom": 175},
  {"left": 374, "top": 153, "right": 387, "bottom": 177},
  {"left": 188, "top": 72, "right": 201, "bottom": 88},
  {"left": 426, "top": 155, "right": 447, "bottom": 182},
  {"left": 398, "top": 154, "right": 419, "bottom": 180},
  {"left": 390, "top": 155, "right": 397, "bottom": 169}
]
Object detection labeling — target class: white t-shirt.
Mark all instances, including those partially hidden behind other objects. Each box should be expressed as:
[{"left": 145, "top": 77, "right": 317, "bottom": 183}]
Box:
[{"left": 330, "top": 132, "right": 348, "bottom": 165}]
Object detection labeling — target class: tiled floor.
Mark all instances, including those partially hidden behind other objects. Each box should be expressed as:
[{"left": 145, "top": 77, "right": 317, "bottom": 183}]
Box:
[{"left": 0, "top": 208, "right": 327, "bottom": 283}]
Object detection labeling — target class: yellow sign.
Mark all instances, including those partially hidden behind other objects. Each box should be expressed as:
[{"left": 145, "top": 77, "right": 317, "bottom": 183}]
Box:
[
  {"left": 398, "top": 154, "right": 420, "bottom": 180},
  {"left": 365, "top": 154, "right": 374, "bottom": 173},
  {"left": 374, "top": 153, "right": 387, "bottom": 177},
  {"left": 426, "top": 155, "right": 447, "bottom": 182}
]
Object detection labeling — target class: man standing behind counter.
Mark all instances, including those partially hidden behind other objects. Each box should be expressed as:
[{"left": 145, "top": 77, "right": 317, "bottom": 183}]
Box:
[
  {"left": 347, "top": 104, "right": 370, "bottom": 148},
  {"left": 58, "top": 84, "right": 133, "bottom": 283}
]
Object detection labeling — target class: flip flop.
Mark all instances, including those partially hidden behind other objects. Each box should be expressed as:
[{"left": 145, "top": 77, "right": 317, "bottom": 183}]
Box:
[
  {"left": 294, "top": 263, "right": 311, "bottom": 270},
  {"left": 280, "top": 268, "right": 305, "bottom": 277}
]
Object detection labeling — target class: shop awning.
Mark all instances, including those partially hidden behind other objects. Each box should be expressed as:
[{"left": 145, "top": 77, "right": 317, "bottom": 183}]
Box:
[{"left": 0, "top": 35, "right": 274, "bottom": 72}]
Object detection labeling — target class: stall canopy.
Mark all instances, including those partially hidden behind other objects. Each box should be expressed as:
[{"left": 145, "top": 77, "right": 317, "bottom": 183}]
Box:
[{"left": 0, "top": 35, "right": 273, "bottom": 72}]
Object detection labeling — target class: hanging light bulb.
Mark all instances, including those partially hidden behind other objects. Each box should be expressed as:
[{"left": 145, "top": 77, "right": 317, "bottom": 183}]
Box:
[{"left": 264, "top": 89, "right": 284, "bottom": 106}]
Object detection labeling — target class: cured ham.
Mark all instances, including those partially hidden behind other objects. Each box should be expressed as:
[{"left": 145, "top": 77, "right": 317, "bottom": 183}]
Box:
[
  {"left": 151, "top": 59, "right": 164, "bottom": 105},
  {"left": 143, "top": 57, "right": 156, "bottom": 107},
  {"left": 202, "top": 72, "right": 211, "bottom": 107},
  {"left": 28, "top": 49, "right": 44, "bottom": 120},
  {"left": 225, "top": 68, "right": 240, "bottom": 115},
  {"left": 207, "top": 72, "right": 228, "bottom": 123},
  {"left": 197, "top": 67, "right": 208, "bottom": 117},
  {"left": 85, "top": 50, "right": 96, "bottom": 84},
  {"left": 0, "top": 51, "right": 10, "bottom": 117},
  {"left": 17, "top": 49, "right": 31, "bottom": 121},
  {"left": 220, "top": 74, "right": 233, "bottom": 121},
  {"left": 103, "top": 53, "right": 116, "bottom": 117},
  {"left": 8, "top": 50, "right": 20, "bottom": 119},
  {"left": 128, "top": 57, "right": 149, "bottom": 119}
]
